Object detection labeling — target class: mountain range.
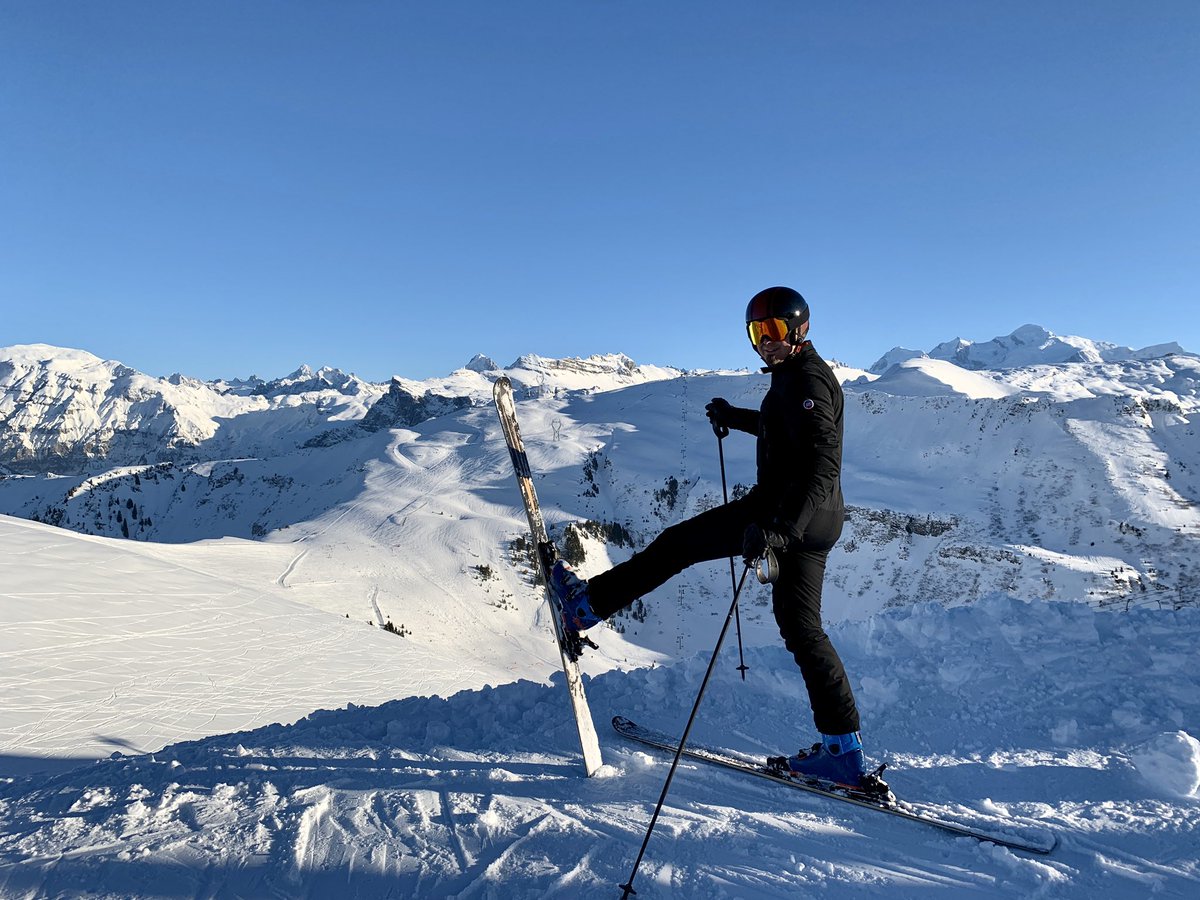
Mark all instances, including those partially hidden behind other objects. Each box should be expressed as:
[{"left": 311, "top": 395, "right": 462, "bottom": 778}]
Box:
[
  {"left": 868, "top": 322, "right": 1188, "bottom": 373},
  {"left": 3, "top": 325, "right": 1199, "bottom": 897},
  {"left": 1, "top": 324, "right": 1196, "bottom": 629},
  {"left": 0, "top": 344, "right": 685, "bottom": 475}
]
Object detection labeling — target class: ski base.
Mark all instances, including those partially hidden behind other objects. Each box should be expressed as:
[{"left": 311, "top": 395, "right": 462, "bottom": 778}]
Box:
[
  {"left": 494, "top": 376, "right": 603, "bottom": 776},
  {"left": 613, "top": 716, "right": 1057, "bottom": 855}
]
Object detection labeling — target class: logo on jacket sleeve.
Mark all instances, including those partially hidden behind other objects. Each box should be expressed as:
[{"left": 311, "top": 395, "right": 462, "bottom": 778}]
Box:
[{"left": 802, "top": 398, "right": 815, "bottom": 410}]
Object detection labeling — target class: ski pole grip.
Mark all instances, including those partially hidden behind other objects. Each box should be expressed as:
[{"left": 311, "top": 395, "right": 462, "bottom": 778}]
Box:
[{"left": 712, "top": 423, "right": 729, "bottom": 439}]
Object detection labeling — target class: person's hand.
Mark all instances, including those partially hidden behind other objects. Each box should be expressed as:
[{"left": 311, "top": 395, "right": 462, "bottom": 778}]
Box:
[
  {"left": 705, "top": 397, "right": 733, "bottom": 429},
  {"left": 742, "top": 523, "right": 786, "bottom": 567}
]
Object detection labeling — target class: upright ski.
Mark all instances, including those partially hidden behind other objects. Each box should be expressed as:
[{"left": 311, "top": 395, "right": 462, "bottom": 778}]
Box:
[
  {"left": 613, "top": 716, "right": 1056, "bottom": 855},
  {"left": 494, "top": 376, "right": 604, "bottom": 776}
]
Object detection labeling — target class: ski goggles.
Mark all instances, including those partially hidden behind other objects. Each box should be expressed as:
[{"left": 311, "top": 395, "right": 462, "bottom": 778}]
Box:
[{"left": 746, "top": 317, "right": 792, "bottom": 346}]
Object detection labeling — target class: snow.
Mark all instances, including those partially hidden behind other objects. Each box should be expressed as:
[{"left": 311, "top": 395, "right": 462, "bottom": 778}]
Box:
[
  {"left": 854, "top": 357, "right": 1018, "bottom": 399},
  {"left": 2, "top": 537, "right": 1199, "bottom": 896},
  {"left": 1130, "top": 732, "right": 1200, "bottom": 799},
  {"left": 1, "top": 336, "right": 1199, "bottom": 897},
  {"left": 869, "top": 346, "right": 928, "bottom": 374},
  {"left": 0, "top": 515, "right": 497, "bottom": 768},
  {"left": 870, "top": 325, "right": 1196, "bottom": 373}
]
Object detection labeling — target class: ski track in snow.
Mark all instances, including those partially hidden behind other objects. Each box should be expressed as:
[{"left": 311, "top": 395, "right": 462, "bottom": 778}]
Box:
[{"left": 2, "top": 594, "right": 1198, "bottom": 898}]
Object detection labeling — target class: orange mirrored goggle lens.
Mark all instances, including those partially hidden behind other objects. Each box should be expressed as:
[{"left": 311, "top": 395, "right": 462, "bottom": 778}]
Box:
[{"left": 747, "top": 317, "right": 791, "bottom": 346}]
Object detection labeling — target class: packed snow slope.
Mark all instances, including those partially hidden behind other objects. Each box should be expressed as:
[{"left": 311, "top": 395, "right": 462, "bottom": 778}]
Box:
[
  {"left": 1, "top": 536, "right": 1198, "bottom": 897},
  {"left": 0, "top": 515, "right": 534, "bottom": 771}
]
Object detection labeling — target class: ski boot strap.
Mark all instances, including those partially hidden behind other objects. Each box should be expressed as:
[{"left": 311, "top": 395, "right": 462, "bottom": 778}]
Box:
[{"left": 823, "top": 731, "right": 863, "bottom": 756}]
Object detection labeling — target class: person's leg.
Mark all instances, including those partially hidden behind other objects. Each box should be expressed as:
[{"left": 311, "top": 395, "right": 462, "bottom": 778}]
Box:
[
  {"left": 771, "top": 548, "right": 859, "bottom": 735},
  {"left": 586, "top": 499, "right": 753, "bottom": 618}
]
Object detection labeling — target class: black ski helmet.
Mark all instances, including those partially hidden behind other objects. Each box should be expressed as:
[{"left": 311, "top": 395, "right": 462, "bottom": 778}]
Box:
[{"left": 745, "top": 286, "right": 809, "bottom": 342}]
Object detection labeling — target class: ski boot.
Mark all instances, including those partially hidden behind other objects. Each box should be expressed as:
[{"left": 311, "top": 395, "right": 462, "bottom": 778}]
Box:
[
  {"left": 549, "top": 561, "right": 602, "bottom": 632},
  {"left": 769, "top": 732, "right": 894, "bottom": 803},
  {"left": 546, "top": 560, "right": 603, "bottom": 661},
  {"left": 786, "top": 732, "right": 867, "bottom": 784}
]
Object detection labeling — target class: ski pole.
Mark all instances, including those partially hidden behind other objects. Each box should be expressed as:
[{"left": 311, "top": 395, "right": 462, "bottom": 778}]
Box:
[
  {"left": 619, "top": 564, "right": 752, "bottom": 899},
  {"left": 713, "top": 424, "right": 749, "bottom": 680}
]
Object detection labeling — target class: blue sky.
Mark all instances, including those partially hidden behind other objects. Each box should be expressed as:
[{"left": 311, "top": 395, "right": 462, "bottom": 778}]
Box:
[{"left": 2, "top": 1, "right": 1196, "bottom": 381}]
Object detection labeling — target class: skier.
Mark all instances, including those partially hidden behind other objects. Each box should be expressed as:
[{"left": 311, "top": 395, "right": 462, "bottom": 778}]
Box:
[{"left": 549, "top": 286, "right": 868, "bottom": 787}]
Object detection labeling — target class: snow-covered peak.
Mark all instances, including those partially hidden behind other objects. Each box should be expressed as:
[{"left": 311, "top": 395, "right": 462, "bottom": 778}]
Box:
[
  {"left": 210, "top": 374, "right": 268, "bottom": 395},
  {"left": 0, "top": 345, "right": 248, "bottom": 469},
  {"left": 869, "top": 347, "right": 928, "bottom": 374},
  {"left": 941, "top": 324, "right": 1104, "bottom": 369},
  {"left": 510, "top": 352, "right": 636, "bottom": 376},
  {"left": 505, "top": 352, "right": 682, "bottom": 391},
  {"left": 1133, "top": 341, "right": 1190, "bottom": 360},
  {"left": 0, "top": 343, "right": 111, "bottom": 374},
  {"left": 929, "top": 336, "right": 973, "bottom": 359},
  {"left": 871, "top": 325, "right": 1194, "bottom": 373},
  {"left": 851, "top": 356, "right": 1018, "bottom": 399},
  {"left": 829, "top": 360, "right": 876, "bottom": 383},
  {"left": 0, "top": 346, "right": 382, "bottom": 474},
  {"left": 464, "top": 353, "right": 500, "bottom": 373},
  {"left": 251, "top": 365, "right": 366, "bottom": 397},
  {"left": 0, "top": 344, "right": 696, "bottom": 472}
]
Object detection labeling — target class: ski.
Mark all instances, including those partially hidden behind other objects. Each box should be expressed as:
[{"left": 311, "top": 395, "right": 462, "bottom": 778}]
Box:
[
  {"left": 494, "top": 376, "right": 604, "bottom": 776},
  {"left": 612, "top": 716, "right": 1057, "bottom": 855}
]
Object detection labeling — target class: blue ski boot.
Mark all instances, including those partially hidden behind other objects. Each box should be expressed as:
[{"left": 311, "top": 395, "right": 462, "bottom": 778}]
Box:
[
  {"left": 549, "top": 561, "right": 603, "bottom": 633},
  {"left": 786, "top": 732, "right": 868, "bottom": 787}
]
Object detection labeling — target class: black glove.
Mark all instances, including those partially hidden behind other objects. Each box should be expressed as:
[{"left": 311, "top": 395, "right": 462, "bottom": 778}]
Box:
[
  {"left": 705, "top": 397, "right": 733, "bottom": 429},
  {"left": 742, "top": 523, "right": 787, "bottom": 568}
]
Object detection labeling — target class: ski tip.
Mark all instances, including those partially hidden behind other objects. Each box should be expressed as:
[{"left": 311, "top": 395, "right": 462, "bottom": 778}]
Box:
[
  {"left": 980, "top": 831, "right": 1058, "bottom": 855},
  {"left": 492, "top": 375, "right": 512, "bottom": 402},
  {"left": 1022, "top": 831, "right": 1059, "bottom": 855}
]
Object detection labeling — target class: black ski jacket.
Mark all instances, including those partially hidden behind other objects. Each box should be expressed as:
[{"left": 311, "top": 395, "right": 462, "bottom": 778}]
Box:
[{"left": 723, "top": 342, "right": 845, "bottom": 546}]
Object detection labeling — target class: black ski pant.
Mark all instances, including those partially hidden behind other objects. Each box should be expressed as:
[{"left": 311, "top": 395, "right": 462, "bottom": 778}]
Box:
[{"left": 587, "top": 496, "right": 860, "bottom": 736}]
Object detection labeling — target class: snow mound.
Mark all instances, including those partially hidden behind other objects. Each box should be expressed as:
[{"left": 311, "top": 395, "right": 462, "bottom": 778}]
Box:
[
  {"left": 869, "top": 346, "right": 927, "bottom": 374},
  {"left": 852, "top": 357, "right": 1018, "bottom": 399},
  {"left": 1130, "top": 730, "right": 1200, "bottom": 798}
]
